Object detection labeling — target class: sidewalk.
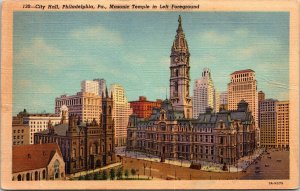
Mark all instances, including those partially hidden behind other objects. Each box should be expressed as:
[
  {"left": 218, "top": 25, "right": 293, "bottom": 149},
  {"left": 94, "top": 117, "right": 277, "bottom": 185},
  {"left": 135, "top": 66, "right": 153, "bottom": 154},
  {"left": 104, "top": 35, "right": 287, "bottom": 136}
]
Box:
[
  {"left": 66, "top": 162, "right": 122, "bottom": 179},
  {"left": 117, "top": 147, "right": 265, "bottom": 173}
]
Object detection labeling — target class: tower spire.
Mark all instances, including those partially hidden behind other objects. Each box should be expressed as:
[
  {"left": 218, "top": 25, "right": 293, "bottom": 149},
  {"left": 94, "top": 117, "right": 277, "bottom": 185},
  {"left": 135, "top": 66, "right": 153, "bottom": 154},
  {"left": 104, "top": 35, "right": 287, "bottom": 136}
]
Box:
[{"left": 177, "top": 15, "right": 183, "bottom": 33}]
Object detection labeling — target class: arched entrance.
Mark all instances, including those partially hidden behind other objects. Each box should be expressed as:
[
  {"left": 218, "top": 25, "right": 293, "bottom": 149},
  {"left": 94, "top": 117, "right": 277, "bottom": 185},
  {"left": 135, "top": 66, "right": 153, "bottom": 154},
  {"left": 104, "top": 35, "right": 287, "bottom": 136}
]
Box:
[
  {"left": 54, "top": 160, "right": 60, "bottom": 179},
  {"left": 17, "top": 174, "right": 22, "bottom": 181},
  {"left": 96, "top": 159, "right": 101, "bottom": 168},
  {"left": 34, "top": 171, "right": 38, "bottom": 180},
  {"left": 26, "top": 173, "right": 30, "bottom": 181}
]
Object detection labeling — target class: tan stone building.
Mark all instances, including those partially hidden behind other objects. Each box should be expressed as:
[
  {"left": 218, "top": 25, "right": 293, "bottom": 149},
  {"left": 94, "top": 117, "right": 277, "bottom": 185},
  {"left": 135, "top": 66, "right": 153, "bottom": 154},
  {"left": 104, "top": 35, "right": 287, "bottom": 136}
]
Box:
[
  {"left": 13, "top": 110, "right": 64, "bottom": 144},
  {"left": 12, "top": 114, "right": 30, "bottom": 145},
  {"left": 275, "top": 101, "right": 289, "bottom": 148},
  {"left": 12, "top": 143, "right": 65, "bottom": 181},
  {"left": 228, "top": 69, "right": 258, "bottom": 127},
  {"left": 259, "top": 99, "right": 289, "bottom": 148},
  {"left": 259, "top": 99, "right": 277, "bottom": 147},
  {"left": 55, "top": 91, "right": 102, "bottom": 123}
]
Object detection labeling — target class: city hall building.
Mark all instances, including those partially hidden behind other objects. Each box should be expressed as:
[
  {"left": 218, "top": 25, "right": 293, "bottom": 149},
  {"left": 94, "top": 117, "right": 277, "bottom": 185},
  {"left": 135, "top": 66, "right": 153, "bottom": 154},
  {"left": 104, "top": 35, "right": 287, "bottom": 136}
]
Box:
[{"left": 126, "top": 16, "right": 258, "bottom": 165}]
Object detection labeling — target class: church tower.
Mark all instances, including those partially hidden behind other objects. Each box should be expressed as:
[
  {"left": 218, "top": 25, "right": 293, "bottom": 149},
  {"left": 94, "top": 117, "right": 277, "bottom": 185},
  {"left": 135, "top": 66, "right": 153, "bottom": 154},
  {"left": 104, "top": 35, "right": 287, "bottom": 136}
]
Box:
[
  {"left": 101, "top": 88, "right": 116, "bottom": 165},
  {"left": 170, "top": 15, "right": 192, "bottom": 118}
]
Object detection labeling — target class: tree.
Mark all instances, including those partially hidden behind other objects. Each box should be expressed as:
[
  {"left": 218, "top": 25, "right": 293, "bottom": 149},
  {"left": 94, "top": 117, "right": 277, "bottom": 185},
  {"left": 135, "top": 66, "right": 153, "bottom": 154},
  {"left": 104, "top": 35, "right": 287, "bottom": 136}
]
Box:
[
  {"left": 131, "top": 168, "right": 136, "bottom": 178},
  {"left": 94, "top": 172, "right": 101, "bottom": 180},
  {"left": 116, "top": 167, "right": 123, "bottom": 180},
  {"left": 78, "top": 175, "right": 84, "bottom": 180},
  {"left": 109, "top": 168, "right": 116, "bottom": 180},
  {"left": 85, "top": 173, "right": 93, "bottom": 180},
  {"left": 102, "top": 170, "right": 108, "bottom": 180},
  {"left": 124, "top": 169, "right": 129, "bottom": 179}
]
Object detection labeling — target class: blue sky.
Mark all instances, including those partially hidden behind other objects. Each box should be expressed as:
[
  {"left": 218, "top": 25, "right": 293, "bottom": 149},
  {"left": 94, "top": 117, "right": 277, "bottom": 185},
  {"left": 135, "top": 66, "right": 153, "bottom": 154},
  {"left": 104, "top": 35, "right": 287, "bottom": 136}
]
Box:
[{"left": 13, "top": 12, "right": 289, "bottom": 115}]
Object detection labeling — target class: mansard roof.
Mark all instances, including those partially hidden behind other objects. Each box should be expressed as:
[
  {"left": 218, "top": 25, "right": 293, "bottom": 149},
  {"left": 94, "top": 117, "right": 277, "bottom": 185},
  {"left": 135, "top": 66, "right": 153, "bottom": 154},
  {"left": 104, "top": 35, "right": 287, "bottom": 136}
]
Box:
[
  {"left": 37, "top": 124, "right": 69, "bottom": 136},
  {"left": 147, "top": 99, "right": 184, "bottom": 121}
]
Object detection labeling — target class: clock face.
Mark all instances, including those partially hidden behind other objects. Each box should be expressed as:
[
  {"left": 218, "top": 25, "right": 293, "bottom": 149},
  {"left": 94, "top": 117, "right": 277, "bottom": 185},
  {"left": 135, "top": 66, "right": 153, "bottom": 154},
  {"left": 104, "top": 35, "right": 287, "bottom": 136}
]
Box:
[{"left": 173, "top": 57, "right": 179, "bottom": 63}]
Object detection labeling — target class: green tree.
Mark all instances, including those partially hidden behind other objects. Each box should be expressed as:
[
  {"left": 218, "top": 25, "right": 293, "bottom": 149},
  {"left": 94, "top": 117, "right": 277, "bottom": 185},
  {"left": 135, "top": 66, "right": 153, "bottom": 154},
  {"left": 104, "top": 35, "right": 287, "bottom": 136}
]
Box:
[
  {"left": 109, "top": 168, "right": 116, "bottom": 180},
  {"left": 116, "top": 167, "right": 123, "bottom": 180},
  {"left": 94, "top": 172, "right": 101, "bottom": 180},
  {"left": 102, "top": 170, "right": 108, "bottom": 180},
  {"left": 124, "top": 169, "right": 129, "bottom": 179},
  {"left": 85, "top": 173, "right": 93, "bottom": 180},
  {"left": 131, "top": 168, "right": 136, "bottom": 178},
  {"left": 78, "top": 175, "right": 84, "bottom": 180}
]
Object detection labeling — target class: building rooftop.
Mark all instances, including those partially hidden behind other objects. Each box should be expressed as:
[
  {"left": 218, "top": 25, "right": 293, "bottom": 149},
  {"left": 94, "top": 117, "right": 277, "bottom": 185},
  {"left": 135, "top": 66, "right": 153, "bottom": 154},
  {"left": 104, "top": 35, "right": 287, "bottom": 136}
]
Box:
[
  {"left": 231, "top": 69, "right": 254, "bottom": 75},
  {"left": 13, "top": 143, "right": 62, "bottom": 173}
]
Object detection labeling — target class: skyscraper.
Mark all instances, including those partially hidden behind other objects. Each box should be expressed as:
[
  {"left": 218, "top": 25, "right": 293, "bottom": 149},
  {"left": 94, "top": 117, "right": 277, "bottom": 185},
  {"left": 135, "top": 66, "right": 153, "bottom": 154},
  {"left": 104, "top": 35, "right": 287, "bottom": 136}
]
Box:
[
  {"left": 169, "top": 15, "right": 192, "bottom": 119},
  {"left": 259, "top": 99, "right": 289, "bottom": 148},
  {"left": 275, "top": 101, "right": 289, "bottom": 148},
  {"left": 258, "top": 91, "right": 265, "bottom": 103},
  {"left": 193, "top": 68, "right": 218, "bottom": 118},
  {"left": 81, "top": 79, "right": 107, "bottom": 97},
  {"left": 81, "top": 80, "right": 99, "bottom": 96},
  {"left": 219, "top": 91, "right": 228, "bottom": 111},
  {"left": 259, "top": 99, "right": 277, "bottom": 148},
  {"left": 228, "top": 69, "right": 258, "bottom": 125},
  {"left": 110, "top": 84, "right": 133, "bottom": 147},
  {"left": 93, "top": 78, "right": 107, "bottom": 97}
]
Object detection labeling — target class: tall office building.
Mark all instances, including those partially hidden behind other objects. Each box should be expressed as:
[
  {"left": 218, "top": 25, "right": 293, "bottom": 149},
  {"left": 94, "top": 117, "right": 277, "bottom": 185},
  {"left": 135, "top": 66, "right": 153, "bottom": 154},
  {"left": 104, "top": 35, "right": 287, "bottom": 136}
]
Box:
[
  {"left": 193, "top": 68, "right": 218, "bottom": 118},
  {"left": 169, "top": 15, "right": 192, "bottom": 119},
  {"left": 219, "top": 91, "right": 228, "bottom": 111},
  {"left": 259, "top": 99, "right": 277, "bottom": 147},
  {"left": 81, "top": 80, "right": 99, "bottom": 96},
  {"left": 93, "top": 78, "right": 107, "bottom": 97},
  {"left": 228, "top": 69, "right": 258, "bottom": 126},
  {"left": 110, "top": 84, "right": 133, "bottom": 147},
  {"left": 276, "top": 101, "right": 289, "bottom": 148},
  {"left": 55, "top": 92, "right": 102, "bottom": 123},
  {"left": 258, "top": 91, "right": 265, "bottom": 103},
  {"left": 81, "top": 79, "right": 107, "bottom": 97},
  {"left": 259, "top": 99, "right": 289, "bottom": 148}
]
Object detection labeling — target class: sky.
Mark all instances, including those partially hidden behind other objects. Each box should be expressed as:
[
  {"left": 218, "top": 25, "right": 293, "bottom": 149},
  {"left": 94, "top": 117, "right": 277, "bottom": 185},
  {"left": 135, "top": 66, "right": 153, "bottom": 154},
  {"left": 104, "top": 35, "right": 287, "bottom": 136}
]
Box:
[{"left": 13, "top": 12, "right": 289, "bottom": 115}]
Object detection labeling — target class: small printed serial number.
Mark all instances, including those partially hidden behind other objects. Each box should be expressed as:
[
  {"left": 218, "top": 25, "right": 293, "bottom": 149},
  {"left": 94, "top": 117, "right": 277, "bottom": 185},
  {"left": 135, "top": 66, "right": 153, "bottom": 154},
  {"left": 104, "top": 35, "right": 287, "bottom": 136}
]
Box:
[{"left": 269, "top": 181, "right": 283, "bottom": 185}]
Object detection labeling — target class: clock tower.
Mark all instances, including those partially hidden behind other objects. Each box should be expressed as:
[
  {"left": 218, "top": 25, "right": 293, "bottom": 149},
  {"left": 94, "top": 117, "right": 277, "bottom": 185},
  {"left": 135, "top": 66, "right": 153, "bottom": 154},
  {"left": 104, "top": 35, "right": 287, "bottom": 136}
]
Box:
[{"left": 170, "top": 15, "right": 192, "bottom": 118}]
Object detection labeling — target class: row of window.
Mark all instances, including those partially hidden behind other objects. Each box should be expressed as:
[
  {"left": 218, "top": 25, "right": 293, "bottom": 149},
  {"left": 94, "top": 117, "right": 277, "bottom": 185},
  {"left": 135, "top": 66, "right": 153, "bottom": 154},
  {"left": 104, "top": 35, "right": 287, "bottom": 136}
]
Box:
[{"left": 13, "top": 129, "right": 24, "bottom": 133}]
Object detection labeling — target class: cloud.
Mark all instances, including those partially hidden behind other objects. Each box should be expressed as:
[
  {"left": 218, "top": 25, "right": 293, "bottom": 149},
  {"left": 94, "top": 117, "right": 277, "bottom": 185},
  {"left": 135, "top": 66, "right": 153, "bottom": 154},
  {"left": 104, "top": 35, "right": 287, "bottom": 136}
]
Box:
[
  {"left": 70, "top": 25, "right": 123, "bottom": 46},
  {"left": 14, "top": 37, "right": 62, "bottom": 65},
  {"left": 199, "top": 31, "right": 230, "bottom": 45}
]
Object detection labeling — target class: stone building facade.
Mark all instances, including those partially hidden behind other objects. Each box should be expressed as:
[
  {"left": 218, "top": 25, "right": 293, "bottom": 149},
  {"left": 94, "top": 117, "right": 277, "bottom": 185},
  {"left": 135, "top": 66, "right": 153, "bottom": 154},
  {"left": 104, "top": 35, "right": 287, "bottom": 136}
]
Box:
[
  {"left": 127, "top": 100, "right": 257, "bottom": 165},
  {"left": 35, "top": 93, "right": 116, "bottom": 174}
]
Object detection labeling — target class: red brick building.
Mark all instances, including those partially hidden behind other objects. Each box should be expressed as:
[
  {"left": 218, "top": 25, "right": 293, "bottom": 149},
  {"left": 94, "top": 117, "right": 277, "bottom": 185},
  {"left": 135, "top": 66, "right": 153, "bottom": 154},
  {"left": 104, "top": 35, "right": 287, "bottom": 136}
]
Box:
[{"left": 129, "top": 96, "right": 162, "bottom": 119}]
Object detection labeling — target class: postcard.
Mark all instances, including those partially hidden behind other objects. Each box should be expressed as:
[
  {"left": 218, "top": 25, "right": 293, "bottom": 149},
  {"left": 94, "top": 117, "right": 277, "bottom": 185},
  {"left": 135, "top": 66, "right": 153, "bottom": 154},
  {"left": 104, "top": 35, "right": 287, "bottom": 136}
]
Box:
[{"left": 1, "top": 0, "right": 299, "bottom": 189}]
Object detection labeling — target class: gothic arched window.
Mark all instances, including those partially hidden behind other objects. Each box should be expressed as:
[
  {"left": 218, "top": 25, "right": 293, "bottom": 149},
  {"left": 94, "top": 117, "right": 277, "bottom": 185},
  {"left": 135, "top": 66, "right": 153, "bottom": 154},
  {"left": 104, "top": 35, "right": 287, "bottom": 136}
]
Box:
[{"left": 175, "top": 82, "right": 178, "bottom": 92}]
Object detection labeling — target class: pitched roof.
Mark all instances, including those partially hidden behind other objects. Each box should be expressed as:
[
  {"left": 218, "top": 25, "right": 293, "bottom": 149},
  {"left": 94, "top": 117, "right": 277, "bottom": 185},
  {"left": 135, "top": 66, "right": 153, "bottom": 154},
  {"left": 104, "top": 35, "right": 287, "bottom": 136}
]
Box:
[
  {"left": 13, "top": 143, "right": 63, "bottom": 173},
  {"left": 231, "top": 69, "right": 254, "bottom": 75}
]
